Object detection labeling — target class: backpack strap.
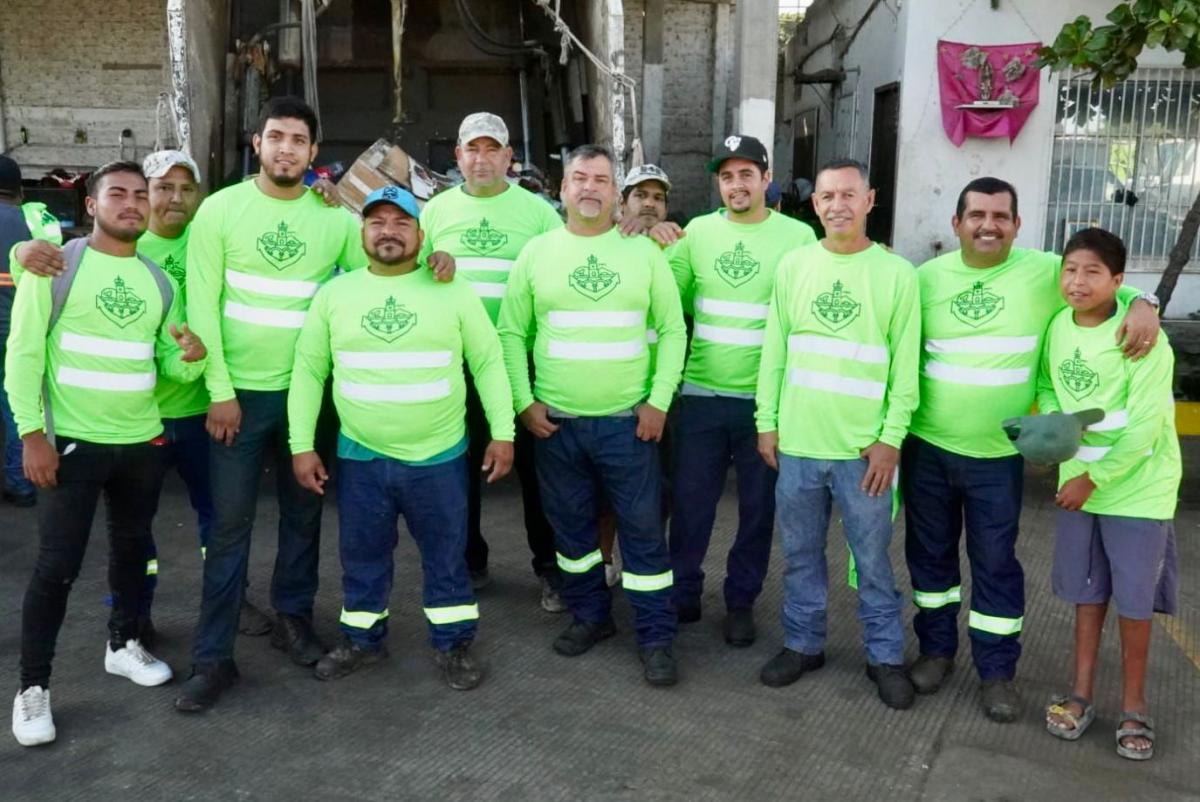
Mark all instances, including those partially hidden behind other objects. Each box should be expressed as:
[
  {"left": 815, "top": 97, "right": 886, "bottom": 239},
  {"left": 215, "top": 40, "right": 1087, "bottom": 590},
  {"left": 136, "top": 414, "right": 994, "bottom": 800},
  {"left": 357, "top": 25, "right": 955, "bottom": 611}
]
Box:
[{"left": 137, "top": 253, "right": 175, "bottom": 327}]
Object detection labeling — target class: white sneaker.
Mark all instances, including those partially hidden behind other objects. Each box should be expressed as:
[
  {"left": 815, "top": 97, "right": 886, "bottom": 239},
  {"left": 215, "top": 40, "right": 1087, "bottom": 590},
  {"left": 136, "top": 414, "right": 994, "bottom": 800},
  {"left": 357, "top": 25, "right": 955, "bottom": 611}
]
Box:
[
  {"left": 12, "top": 686, "right": 55, "bottom": 746},
  {"left": 105, "top": 639, "right": 173, "bottom": 687}
]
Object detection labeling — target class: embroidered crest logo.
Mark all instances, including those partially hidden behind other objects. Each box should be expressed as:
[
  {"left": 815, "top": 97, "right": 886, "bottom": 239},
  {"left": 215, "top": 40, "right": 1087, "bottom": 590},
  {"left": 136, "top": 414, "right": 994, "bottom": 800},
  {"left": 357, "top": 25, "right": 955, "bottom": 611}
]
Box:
[
  {"left": 569, "top": 255, "right": 620, "bottom": 302},
  {"left": 1058, "top": 347, "right": 1099, "bottom": 401},
  {"left": 96, "top": 276, "right": 147, "bottom": 328},
  {"left": 715, "top": 241, "right": 760, "bottom": 287},
  {"left": 460, "top": 218, "right": 508, "bottom": 255},
  {"left": 951, "top": 280, "right": 1005, "bottom": 327},
  {"left": 724, "top": 135, "right": 742, "bottom": 151},
  {"left": 811, "top": 280, "right": 860, "bottom": 331},
  {"left": 362, "top": 296, "right": 416, "bottom": 343},
  {"left": 161, "top": 254, "right": 186, "bottom": 286},
  {"left": 257, "top": 222, "right": 307, "bottom": 270}
]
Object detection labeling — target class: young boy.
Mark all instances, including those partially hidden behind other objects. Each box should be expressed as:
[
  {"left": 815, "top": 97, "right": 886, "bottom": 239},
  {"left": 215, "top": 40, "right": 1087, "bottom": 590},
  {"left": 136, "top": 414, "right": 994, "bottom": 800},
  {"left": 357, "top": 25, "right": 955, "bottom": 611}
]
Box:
[{"left": 1036, "top": 227, "right": 1180, "bottom": 761}]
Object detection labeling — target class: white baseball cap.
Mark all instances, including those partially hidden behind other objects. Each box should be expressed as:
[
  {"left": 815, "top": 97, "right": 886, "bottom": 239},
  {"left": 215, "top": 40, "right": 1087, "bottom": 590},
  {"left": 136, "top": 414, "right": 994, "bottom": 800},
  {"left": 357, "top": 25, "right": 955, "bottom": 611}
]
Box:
[
  {"left": 143, "top": 149, "right": 202, "bottom": 183},
  {"left": 457, "top": 112, "right": 510, "bottom": 148},
  {"left": 623, "top": 163, "right": 672, "bottom": 193}
]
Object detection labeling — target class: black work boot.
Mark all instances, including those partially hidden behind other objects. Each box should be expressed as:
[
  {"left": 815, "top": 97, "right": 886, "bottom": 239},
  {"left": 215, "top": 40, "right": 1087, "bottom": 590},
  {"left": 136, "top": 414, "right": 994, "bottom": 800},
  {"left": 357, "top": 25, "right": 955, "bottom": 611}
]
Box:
[
  {"left": 314, "top": 640, "right": 387, "bottom": 681},
  {"left": 866, "top": 663, "right": 916, "bottom": 710},
  {"left": 436, "top": 643, "right": 483, "bottom": 690},
  {"left": 723, "top": 608, "right": 756, "bottom": 647},
  {"left": 640, "top": 647, "right": 678, "bottom": 687},
  {"left": 909, "top": 654, "right": 954, "bottom": 695},
  {"left": 759, "top": 648, "right": 826, "bottom": 688},
  {"left": 174, "top": 661, "right": 240, "bottom": 713},
  {"left": 980, "top": 679, "right": 1021, "bottom": 723},
  {"left": 552, "top": 618, "right": 617, "bottom": 657},
  {"left": 270, "top": 613, "right": 324, "bottom": 667}
]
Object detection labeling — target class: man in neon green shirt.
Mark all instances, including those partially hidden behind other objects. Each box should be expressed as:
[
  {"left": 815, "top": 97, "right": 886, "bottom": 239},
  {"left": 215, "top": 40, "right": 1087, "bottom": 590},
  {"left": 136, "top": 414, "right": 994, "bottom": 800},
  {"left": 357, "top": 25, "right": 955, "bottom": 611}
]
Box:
[
  {"left": 176, "top": 97, "right": 371, "bottom": 712},
  {"left": 290, "top": 185, "right": 513, "bottom": 689},
  {"left": 756, "top": 158, "right": 918, "bottom": 710},
  {"left": 902, "top": 177, "right": 1161, "bottom": 722},
  {"left": 1036, "top": 228, "right": 1179, "bottom": 760},
  {"left": 650, "top": 134, "right": 816, "bottom": 646},
  {"left": 419, "top": 112, "right": 564, "bottom": 608},
  {"left": 499, "top": 144, "right": 687, "bottom": 686},
  {"left": 8, "top": 161, "right": 207, "bottom": 747}
]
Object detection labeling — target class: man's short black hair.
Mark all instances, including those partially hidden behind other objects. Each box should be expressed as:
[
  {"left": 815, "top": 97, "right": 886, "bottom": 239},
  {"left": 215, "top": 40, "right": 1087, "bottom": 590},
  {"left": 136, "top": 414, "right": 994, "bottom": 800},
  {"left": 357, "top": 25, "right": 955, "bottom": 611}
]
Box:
[
  {"left": 816, "top": 158, "right": 869, "bottom": 183},
  {"left": 1063, "top": 227, "right": 1126, "bottom": 275},
  {"left": 87, "top": 160, "right": 146, "bottom": 197},
  {"left": 956, "top": 176, "right": 1018, "bottom": 219},
  {"left": 257, "top": 96, "right": 319, "bottom": 142},
  {"left": 564, "top": 144, "right": 615, "bottom": 177}
]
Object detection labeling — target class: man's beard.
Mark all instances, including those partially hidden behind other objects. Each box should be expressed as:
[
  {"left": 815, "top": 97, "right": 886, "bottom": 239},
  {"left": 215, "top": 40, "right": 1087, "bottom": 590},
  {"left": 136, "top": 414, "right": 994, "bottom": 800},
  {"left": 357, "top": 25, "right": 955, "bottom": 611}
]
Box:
[
  {"left": 370, "top": 240, "right": 418, "bottom": 265},
  {"left": 97, "top": 216, "right": 145, "bottom": 243}
]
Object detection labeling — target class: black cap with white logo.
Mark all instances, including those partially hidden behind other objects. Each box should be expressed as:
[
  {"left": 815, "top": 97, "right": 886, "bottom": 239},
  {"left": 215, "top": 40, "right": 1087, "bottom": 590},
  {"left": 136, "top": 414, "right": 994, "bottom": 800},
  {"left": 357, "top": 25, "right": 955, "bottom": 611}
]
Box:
[{"left": 707, "top": 134, "right": 769, "bottom": 173}]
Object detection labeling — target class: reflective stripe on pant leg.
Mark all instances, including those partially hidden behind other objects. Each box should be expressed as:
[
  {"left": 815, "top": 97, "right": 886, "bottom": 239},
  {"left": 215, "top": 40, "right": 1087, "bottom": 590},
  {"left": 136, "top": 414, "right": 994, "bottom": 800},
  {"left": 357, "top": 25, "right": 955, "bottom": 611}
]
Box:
[
  {"left": 145, "top": 559, "right": 159, "bottom": 576},
  {"left": 424, "top": 604, "right": 480, "bottom": 625},
  {"left": 557, "top": 549, "right": 603, "bottom": 574},
  {"left": 968, "top": 610, "right": 1022, "bottom": 636},
  {"left": 621, "top": 569, "right": 674, "bottom": 592},
  {"left": 341, "top": 608, "right": 389, "bottom": 629},
  {"left": 913, "top": 585, "right": 962, "bottom": 609}
]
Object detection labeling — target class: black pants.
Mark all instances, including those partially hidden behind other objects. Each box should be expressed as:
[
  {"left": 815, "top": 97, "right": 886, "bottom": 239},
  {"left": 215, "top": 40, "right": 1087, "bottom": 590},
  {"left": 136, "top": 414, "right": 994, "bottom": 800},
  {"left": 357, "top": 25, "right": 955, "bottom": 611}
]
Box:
[
  {"left": 463, "top": 374, "right": 557, "bottom": 578},
  {"left": 20, "top": 438, "right": 168, "bottom": 689}
]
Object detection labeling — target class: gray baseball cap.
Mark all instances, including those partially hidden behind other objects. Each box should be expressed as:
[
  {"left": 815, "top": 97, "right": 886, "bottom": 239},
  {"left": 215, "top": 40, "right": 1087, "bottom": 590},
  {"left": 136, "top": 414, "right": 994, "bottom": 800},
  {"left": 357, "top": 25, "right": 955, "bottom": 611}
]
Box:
[
  {"left": 623, "top": 164, "right": 671, "bottom": 193},
  {"left": 1001, "top": 409, "right": 1106, "bottom": 465},
  {"left": 458, "top": 112, "right": 510, "bottom": 148},
  {"left": 143, "top": 149, "right": 202, "bottom": 183}
]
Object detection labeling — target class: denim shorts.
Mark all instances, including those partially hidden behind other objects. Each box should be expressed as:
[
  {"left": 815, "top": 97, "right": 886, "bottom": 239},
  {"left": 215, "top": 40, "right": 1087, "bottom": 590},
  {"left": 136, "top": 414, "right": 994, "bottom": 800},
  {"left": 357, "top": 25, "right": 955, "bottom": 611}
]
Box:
[{"left": 1051, "top": 510, "right": 1178, "bottom": 619}]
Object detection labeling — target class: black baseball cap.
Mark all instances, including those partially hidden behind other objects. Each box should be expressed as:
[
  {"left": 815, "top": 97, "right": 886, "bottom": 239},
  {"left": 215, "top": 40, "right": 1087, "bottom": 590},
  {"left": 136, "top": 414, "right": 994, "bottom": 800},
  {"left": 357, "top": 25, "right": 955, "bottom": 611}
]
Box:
[
  {"left": 0, "top": 155, "right": 21, "bottom": 195},
  {"left": 707, "top": 134, "right": 769, "bottom": 173}
]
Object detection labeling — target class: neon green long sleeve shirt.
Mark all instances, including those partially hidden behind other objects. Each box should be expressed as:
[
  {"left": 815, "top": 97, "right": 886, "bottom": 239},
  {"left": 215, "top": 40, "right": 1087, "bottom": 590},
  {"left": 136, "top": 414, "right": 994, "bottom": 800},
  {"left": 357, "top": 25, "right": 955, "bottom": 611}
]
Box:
[
  {"left": 497, "top": 226, "right": 686, "bottom": 416},
  {"left": 4, "top": 247, "right": 204, "bottom": 444},
  {"left": 185, "top": 179, "right": 367, "bottom": 402},
  {"left": 1036, "top": 300, "right": 1181, "bottom": 519},
  {"left": 289, "top": 265, "right": 514, "bottom": 462},
  {"left": 756, "top": 241, "right": 921, "bottom": 458}
]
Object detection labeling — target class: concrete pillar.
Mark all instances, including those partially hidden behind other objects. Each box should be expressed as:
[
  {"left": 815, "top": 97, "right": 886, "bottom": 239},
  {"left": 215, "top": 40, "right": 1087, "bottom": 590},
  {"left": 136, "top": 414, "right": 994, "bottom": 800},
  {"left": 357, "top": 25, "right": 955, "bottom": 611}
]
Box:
[
  {"left": 641, "top": 0, "right": 664, "bottom": 165},
  {"left": 732, "top": 0, "right": 779, "bottom": 165},
  {"left": 711, "top": 2, "right": 733, "bottom": 206},
  {"left": 182, "top": 0, "right": 229, "bottom": 189}
]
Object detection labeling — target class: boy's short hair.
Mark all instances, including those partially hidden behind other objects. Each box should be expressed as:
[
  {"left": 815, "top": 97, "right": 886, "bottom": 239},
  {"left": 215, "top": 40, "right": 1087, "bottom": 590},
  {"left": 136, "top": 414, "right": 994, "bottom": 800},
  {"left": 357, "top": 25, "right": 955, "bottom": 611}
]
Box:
[{"left": 1064, "top": 227, "right": 1127, "bottom": 275}]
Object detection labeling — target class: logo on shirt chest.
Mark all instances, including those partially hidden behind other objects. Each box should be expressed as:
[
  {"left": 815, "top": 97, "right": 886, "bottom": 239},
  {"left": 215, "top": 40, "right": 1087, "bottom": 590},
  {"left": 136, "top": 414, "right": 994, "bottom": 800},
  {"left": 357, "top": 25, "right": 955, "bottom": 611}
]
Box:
[
  {"left": 161, "top": 255, "right": 186, "bottom": 286},
  {"left": 1059, "top": 347, "right": 1100, "bottom": 401},
  {"left": 96, "top": 276, "right": 147, "bottom": 328},
  {"left": 461, "top": 218, "right": 508, "bottom": 255},
  {"left": 569, "top": 255, "right": 621, "bottom": 301},
  {"left": 811, "top": 280, "right": 860, "bottom": 331},
  {"left": 257, "top": 222, "right": 308, "bottom": 271},
  {"left": 362, "top": 296, "right": 416, "bottom": 342},
  {"left": 714, "top": 241, "right": 760, "bottom": 287},
  {"left": 951, "top": 281, "right": 1005, "bottom": 327}
]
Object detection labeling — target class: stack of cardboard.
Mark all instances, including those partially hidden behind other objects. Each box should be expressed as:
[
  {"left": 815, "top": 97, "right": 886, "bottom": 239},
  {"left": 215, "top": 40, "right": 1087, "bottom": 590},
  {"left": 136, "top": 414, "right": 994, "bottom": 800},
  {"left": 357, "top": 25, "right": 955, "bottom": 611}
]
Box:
[{"left": 336, "top": 139, "right": 454, "bottom": 215}]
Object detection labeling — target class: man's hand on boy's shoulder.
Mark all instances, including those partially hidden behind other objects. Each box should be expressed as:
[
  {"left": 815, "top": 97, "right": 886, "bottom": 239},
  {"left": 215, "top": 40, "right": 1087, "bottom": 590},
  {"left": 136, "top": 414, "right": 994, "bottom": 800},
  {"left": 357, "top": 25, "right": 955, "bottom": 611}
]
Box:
[
  {"left": 1117, "top": 300, "right": 1160, "bottom": 360},
  {"left": 1055, "top": 474, "right": 1096, "bottom": 511}
]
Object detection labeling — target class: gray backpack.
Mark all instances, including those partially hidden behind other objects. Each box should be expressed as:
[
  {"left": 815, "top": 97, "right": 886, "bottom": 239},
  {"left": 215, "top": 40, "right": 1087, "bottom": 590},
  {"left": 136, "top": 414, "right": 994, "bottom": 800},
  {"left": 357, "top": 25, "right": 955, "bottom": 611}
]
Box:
[{"left": 41, "top": 237, "right": 175, "bottom": 444}]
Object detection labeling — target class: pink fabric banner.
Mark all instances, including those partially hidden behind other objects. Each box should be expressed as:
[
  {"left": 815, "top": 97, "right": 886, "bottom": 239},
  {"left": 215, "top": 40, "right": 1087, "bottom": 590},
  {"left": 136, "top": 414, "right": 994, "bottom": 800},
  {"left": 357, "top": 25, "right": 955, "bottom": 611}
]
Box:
[{"left": 938, "top": 39, "right": 1042, "bottom": 147}]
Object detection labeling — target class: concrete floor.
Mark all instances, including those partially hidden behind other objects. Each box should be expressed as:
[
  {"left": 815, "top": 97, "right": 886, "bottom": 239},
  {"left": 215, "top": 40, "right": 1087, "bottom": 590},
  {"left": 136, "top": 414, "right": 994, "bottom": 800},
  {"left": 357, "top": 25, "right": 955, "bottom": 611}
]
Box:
[{"left": 0, "top": 443, "right": 1197, "bottom": 802}]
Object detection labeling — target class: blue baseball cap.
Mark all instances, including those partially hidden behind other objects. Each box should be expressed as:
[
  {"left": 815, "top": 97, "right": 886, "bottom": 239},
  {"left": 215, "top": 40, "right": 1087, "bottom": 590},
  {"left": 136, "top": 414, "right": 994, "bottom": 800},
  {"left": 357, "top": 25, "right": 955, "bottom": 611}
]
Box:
[{"left": 362, "top": 185, "right": 421, "bottom": 221}]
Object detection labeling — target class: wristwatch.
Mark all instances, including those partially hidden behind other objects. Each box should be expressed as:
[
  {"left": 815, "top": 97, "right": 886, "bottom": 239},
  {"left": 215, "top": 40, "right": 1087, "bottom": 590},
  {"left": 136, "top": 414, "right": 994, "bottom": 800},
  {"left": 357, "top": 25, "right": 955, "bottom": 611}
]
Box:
[{"left": 1136, "top": 291, "right": 1160, "bottom": 309}]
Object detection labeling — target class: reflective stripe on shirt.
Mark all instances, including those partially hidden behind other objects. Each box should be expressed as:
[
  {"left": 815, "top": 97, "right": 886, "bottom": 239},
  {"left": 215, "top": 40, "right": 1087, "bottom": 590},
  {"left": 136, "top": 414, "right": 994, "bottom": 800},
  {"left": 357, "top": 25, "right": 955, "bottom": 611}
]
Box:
[
  {"left": 59, "top": 333, "right": 154, "bottom": 361},
  {"left": 57, "top": 366, "right": 156, "bottom": 392},
  {"left": 694, "top": 296, "right": 770, "bottom": 320},
  {"left": 226, "top": 269, "right": 320, "bottom": 298},
  {"left": 457, "top": 256, "right": 514, "bottom": 273},
  {"left": 335, "top": 350, "right": 453, "bottom": 369},
  {"left": 693, "top": 323, "right": 764, "bottom": 347},
  {"left": 923, "top": 360, "right": 1030, "bottom": 386},
  {"left": 787, "top": 368, "right": 884, "bottom": 400},
  {"left": 923, "top": 335, "right": 1038, "bottom": 355},
  {"left": 788, "top": 334, "right": 887, "bottom": 364},
  {"left": 224, "top": 301, "right": 307, "bottom": 329}
]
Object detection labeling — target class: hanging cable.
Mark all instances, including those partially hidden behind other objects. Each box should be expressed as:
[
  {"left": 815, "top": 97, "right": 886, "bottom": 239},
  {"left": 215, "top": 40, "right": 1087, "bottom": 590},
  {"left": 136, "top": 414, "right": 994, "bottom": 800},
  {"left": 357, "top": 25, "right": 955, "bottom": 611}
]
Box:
[{"left": 301, "top": 0, "right": 322, "bottom": 141}]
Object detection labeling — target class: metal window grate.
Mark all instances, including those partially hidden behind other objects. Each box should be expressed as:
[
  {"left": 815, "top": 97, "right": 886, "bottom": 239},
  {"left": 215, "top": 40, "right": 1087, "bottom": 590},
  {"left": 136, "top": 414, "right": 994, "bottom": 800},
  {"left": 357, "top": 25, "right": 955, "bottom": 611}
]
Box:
[{"left": 1045, "top": 69, "right": 1200, "bottom": 270}]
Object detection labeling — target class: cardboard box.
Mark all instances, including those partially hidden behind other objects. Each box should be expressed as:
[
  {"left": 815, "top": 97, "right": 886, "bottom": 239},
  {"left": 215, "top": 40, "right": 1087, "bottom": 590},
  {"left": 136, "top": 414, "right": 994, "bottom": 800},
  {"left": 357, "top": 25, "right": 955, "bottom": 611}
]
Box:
[{"left": 336, "top": 139, "right": 452, "bottom": 216}]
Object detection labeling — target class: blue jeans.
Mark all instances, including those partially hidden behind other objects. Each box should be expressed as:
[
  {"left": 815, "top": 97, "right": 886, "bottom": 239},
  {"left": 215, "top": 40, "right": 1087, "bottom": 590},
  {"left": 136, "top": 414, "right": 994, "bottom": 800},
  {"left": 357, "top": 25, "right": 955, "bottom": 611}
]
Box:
[
  {"left": 337, "top": 454, "right": 476, "bottom": 652},
  {"left": 668, "top": 395, "right": 775, "bottom": 611},
  {"left": 535, "top": 415, "right": 676, "bottom": 648},
  {"left": 190, "top": 389, "right": 324, "bottom": 665},
  {"left": 901, "top": 436, "right": 1024, "bottom": 680},
  {"left": 0, "top": 341, "right": 35, "bottom": 497},
  {"left": 138, "top": 414, "right": 214, "bottom": 614},
  {"left": 776, "top": 455, "right": 905, "bottom": 665}
]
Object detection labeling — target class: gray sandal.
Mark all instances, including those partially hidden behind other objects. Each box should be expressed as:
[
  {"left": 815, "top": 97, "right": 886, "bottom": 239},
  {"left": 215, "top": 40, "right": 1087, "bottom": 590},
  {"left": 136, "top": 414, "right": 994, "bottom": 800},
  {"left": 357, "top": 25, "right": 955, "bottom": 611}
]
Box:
[
  {"left": 1115, "top": 711, "right": 1155, "bottom": 761},
  {"left": 1045, "top": 693, "right": 1095, "bottom": 740}
]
